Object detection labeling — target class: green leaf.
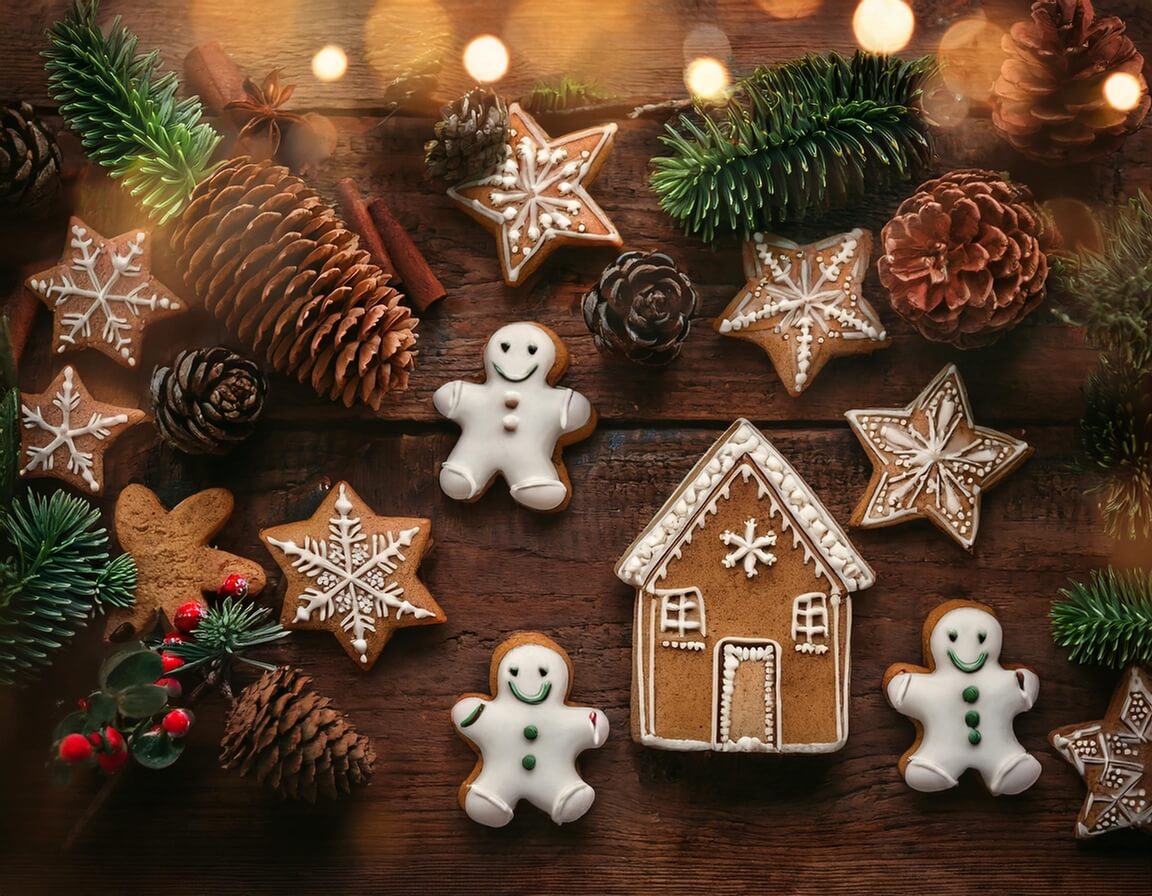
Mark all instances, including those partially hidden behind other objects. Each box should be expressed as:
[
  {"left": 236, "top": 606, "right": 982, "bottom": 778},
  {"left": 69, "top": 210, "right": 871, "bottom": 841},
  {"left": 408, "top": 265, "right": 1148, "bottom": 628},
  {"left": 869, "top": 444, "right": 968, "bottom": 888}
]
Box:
[
  {"left": 101, "top": 647, "right": 162, "bottom": 693},
  {"left": 52, "top": 710, "right": 88, "bottom": 742},
  {"left": 131, "top": 730, "right": 184, "bottom": 769},
  {"left": 116, "top": 683, "right": 168, "bottom": 718},
  {"left": 85, "top": 691, "right": 118, "bottom": 725}
]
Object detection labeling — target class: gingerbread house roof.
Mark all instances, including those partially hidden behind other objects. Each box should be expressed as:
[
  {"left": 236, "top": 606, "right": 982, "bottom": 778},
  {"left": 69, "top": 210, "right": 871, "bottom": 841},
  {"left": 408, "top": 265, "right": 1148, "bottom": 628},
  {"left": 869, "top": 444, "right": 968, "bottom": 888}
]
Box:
[{"left": 615, "top": 418, "right": 875, "bottom": 592}]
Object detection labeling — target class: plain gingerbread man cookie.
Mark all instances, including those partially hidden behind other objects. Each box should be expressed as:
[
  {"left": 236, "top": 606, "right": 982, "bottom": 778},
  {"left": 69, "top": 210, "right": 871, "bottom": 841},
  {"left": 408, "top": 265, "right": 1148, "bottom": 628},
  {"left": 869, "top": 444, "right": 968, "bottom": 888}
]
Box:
[
  {"left": 434, "top": 322, "right": 596, "bottom": 512},
  {"left": 884, "top": 599, "right": 1041, "bottom": 796},
  {"left": 451, "top": 632, "right": 609, "bottom": 827}
]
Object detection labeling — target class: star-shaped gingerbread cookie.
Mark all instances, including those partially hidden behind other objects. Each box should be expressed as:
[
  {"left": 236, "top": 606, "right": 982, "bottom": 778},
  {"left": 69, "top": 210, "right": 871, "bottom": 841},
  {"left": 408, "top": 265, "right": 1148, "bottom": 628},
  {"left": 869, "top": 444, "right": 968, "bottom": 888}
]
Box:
[
  {"left": 845, "top": 364, "right": 1032, "bottom": 549},
  {"left": 1050, "top": 665, "right": 1152, "bottom": 839},
  {"left": 447, "top": 103, "right": 622, "bottom": 287},
  {"left": 716, "top": 229, "right": 889, "bottom": 396},
  {"left": 261, "top": 481, "right": 445, "bottom": 671},
  {"left": 20, "top": 365, "right": 145, "bottom": 494},
  {"left": 26, "top": 218, "right": 185, "bottom": 368},
  {"left": 105, "top": 485, "right": 267, "bottom": 640}
]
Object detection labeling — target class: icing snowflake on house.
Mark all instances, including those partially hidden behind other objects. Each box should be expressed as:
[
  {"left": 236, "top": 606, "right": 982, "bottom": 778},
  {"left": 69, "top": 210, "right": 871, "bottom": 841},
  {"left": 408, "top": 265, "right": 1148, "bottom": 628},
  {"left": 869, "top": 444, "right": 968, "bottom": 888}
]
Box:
[
  {"left": 720, "top": 518, "right": 777, "bottom": 577},
  {"left": 25, "top": 217, "right": 184, "bottom": 368},
  {"left": 716, "top": 229, "right": 889, "bottom": 396}
]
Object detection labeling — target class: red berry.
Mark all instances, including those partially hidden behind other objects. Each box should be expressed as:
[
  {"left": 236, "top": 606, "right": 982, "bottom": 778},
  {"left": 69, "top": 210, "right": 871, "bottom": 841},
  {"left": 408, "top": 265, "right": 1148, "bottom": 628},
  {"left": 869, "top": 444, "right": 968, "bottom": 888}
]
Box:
[
  {"left": 77, "top": 697, "right": 89, "bottom": 711},
  {"left": 155, "top": 676, "right": 183, "bottom": 699},
  {"left": 160, "top": 652, "right": 185, "bottom": 674},
  {"left": 162, "top": 631, "right": 188, "bottom": 645},
  {"left": 87, "top": 732, "right": 103, "bottom": 748},
  {"left": 96, "top": 749, "right": 128, "bottom": 773},
  {"left": 218, "top": 573, "right": 249, "bottom": 600},
  {"left": 57, "top": 733, "right": 93, "bottom": 765},
  {"left": 161, "top": 708, "right": 193, "bottom": 738},
  {"left": 101, "top": 727, "right": 126, "bottom": 754},
  {"left": 173, "top": 601, "right": 206, "bottom": 635}
]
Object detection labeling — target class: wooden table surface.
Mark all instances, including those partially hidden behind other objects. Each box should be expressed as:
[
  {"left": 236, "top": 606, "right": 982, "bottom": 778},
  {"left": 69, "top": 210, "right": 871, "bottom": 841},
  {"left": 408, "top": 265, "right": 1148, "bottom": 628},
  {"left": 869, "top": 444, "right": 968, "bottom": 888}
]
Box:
[{"left": 2, "top": 0, "right": 1151, "bottom": 893}]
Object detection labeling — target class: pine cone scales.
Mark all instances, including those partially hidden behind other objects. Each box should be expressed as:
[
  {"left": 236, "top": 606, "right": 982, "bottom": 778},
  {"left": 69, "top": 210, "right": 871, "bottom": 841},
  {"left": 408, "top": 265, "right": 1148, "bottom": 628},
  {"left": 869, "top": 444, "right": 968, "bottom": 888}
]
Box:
[
  {"left": 221, "top": 667, "right": 375, "bottom": 801},
  {"left": 879, "top": 169, "right": 1054, "bottom": 348},
  {"left": 993, "top": 0, "right": 1150, "bottom": 163},
  {"left": 583, "top": 251, "right": 698, "bottom": 365},
  {"left": 425, "top": 88, "right": 509, "bottom": 182},
  {"left": 170, "top": 158, "right": 417, "bottom": 409},
  {"left": 0, "top": 102, "right": 62, "bottom": 209}
]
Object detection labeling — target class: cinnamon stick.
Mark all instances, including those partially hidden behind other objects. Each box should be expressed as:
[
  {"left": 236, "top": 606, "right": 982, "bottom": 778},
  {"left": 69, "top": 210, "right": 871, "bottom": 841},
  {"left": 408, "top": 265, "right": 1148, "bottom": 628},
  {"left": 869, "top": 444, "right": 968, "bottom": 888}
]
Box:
[
  {"left": 368, "top": 197, "right": 446, "bottom": 311},
  {"left": 183, "top": 42, "right": 249, "bottom": 132},
  {"left": 335, "top": 178, "right": 396, "bottom": 277}
]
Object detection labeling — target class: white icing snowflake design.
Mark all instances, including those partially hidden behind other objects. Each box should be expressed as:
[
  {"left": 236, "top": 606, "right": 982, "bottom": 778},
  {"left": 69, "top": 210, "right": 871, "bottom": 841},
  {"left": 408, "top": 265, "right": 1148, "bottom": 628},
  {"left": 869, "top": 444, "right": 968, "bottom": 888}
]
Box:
[
  {"left": 266, "top": 484, "right": 435, "bottom": 664},
  {"left": 21, "top": 366, "right": 132, "bottom": 492},
  {"left": 720, "top": 518, "right": 778, "bottom": 578}
]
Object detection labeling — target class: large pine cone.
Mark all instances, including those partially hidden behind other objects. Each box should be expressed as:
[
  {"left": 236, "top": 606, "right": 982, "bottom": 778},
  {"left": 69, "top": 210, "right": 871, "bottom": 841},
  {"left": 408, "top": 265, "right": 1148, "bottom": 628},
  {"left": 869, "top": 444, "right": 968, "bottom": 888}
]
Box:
[
  {"left": 169, "top": 158, "right": 418, "bottom": 410},
  {"left": 993, "top": 0, "right": 1150, "bottom": 163},
  {"left": 424, "top": 88, "right": 508, "bottom": 182},
  {"left": 0, "top": 102, "right": 62, "bottom": 210},
  {"left": 220, "top": 666, "right": 375, "bottom": 801},
  {"left": 878, "top": 169, "right": 1055, "bottom": 349},
  {"left": 151, "top": 347, "right": 267, "bottom": 455},
  {"left": 582, "top": 251, "right": 698, "bottom": 365}
]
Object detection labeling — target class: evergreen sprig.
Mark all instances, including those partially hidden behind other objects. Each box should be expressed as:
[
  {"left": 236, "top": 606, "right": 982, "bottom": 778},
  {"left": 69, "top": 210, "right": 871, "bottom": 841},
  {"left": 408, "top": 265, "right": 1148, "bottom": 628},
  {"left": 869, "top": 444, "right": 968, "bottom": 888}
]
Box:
[
  {"left": 0, "top": 492, "right": 137, "bottom": 685},
  {"left": 524, "top": 76, "right": 616, "bottom": 114},
  {"left": 43, "top": 0, "right": 221, "bottom": 222},
  {"left": 163, "top": 597, "right": 287, "bottom": 674},
  {"left": 650, "top": 51, "right": 937, "bottom": 242},
  {"left": 1052, "top": 568, "right": 1152, "bottom": 668}
]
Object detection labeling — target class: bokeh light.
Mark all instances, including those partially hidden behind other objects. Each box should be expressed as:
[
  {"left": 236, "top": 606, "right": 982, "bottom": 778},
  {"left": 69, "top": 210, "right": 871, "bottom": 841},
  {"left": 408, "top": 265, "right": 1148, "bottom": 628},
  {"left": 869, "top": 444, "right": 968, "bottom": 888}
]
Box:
[
  {"left": 938, "top": 17, "right": 1005, "bottom": 102},
  {"left": 755, "top": 0, "right": 823, "bottom": 19},
  {"left": 311, "top": 45, "right": 348, "bottom": 82},
  {"left": 921, "top": 75, "right": 970, "bottom": 128},
  {"left": 1104, "top": 72, "right": 1144, "bottom": 111},
  {"left": 463, "top": 35, "right": 510, "bottom": 84},
  {"left": 683, "top": 23, "right": 731, "bottom": 64},
  {"left": 853, "top": 0, "right": 915, "bottom": 54},
  {"left": 685, "top": 57, "right": 730, "bottom": 101}
]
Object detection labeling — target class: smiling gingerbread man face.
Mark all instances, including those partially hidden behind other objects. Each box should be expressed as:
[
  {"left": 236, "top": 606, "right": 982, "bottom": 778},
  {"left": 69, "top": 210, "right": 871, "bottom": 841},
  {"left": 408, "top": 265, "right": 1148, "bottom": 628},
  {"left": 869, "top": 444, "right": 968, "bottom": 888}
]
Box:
[
  {"left": 484, "top": 322, "right": 559, "bottom": 385},
  {"left": 929, "top": 605, "right": 1004, "bottom": 674},
  {"left": 497, "top": 643, "right": 570, "bottom": 705}
]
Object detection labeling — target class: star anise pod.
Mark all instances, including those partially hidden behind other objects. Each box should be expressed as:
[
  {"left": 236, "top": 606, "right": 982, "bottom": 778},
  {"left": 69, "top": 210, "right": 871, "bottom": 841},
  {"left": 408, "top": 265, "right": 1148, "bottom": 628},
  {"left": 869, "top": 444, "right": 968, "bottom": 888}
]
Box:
[{"left": 226, "top": 69, "right": 306, "bottom": 155}]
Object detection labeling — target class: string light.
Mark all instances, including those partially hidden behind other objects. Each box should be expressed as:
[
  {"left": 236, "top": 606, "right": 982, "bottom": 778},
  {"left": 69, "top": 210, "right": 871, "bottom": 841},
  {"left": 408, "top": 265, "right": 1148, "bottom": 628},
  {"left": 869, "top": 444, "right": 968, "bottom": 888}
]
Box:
[
  {"left": 1104, "top": 72, "right": 1143, "bottom": 112},
  {"left": 852, "top": 0, "right": 915, "bottom": 54},
  {"left": 685, "top": 57, "right": 729, "bottom": 101},
  {"left": 463, "top": 35, "right": 510, "bottom": 84},
  {"left": 311, "top": 45, "right": 348, "bottom": 82}
]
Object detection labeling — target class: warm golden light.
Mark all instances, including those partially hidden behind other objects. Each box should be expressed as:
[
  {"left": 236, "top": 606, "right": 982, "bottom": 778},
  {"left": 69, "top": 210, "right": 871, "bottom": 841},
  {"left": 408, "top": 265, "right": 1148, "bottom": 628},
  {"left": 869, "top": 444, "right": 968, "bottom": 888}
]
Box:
[
  {"left": 1104, "top": 72, "right": 1143, "bottom": 112},
  {"left": 463, "top": 35, "right": 510, "bottom": 84},
  {"left": 685, "top": 57, "right": 729, "bottom": 101},
  {"left": 921, "top": 74, "right": 970, "bottom": 128},
  {"left": 311, "top": 45, "right": 348, "bottom": 82},
  {"left": 755, "top": 0, "right": 823, "bottom": 18},
  {"left": 938, "top": 17, "right": 1005, "bottom": 102},
  {"left": 683, "top": 23, "right": 731, "bottom": 63},
  {"left": 852, "top": 0, "right": 915, "bottom": 54}
]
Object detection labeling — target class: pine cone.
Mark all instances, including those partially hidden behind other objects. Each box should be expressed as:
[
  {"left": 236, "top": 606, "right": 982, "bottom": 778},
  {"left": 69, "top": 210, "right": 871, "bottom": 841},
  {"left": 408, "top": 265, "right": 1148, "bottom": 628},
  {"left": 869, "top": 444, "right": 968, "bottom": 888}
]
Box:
[
  {"left": 582, "top": 251, "right": 699, "bottom": 365},
  {"left": 424, "top": 88, "right": 509, "bottom": 182},
  {"left": 993, "top": 0, "right": 1150, "bottom": 163},
  {"left": 878, "top": 169, "right": 1055, "bottom": 349},
  {"left": 169, "top": 158, "right": 418, "bottom": 410},
  {"left": 220, "top": 666, "right": 375, "bottom": 801},
  {"left": 0, "top": 102, "right": 62, "bottom": 210},
  {"left": 151, "top": 347, "right": 267, "bottom": 455}
]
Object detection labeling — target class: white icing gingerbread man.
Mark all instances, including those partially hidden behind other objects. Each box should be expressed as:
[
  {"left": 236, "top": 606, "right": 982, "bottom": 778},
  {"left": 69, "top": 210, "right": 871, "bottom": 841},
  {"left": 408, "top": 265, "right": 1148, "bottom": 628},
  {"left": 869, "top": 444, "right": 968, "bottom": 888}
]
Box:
[
  {"left": 452, "top": 633, "right": 609, "bottom": 827},
  {"left": 434, "top": 322, "right": 595, "bottom": 512},
  {"left": 885, "top": 601, "right": 1042, "bottom": 796}
]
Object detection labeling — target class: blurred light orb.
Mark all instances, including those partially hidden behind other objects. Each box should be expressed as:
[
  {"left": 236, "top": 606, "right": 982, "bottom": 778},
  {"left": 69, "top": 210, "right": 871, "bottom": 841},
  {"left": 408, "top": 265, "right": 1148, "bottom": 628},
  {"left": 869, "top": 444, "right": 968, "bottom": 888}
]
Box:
[
  {"left": 922, "top": 79, "right": 970, "bottom": 128},
  {"left": 938, "top": 17, "right": 1005, "bottom": 102},
  {"left": 683, "top": 23, "right": 731, "bottom": 63},
  {"left": 853, "top": 0, "right": 915, "bottom": 54},
  {"left": 463, "top": 35, "right": 510, "bottom": 84},
  {"left": 1104, "top": 72, "right": 1143, "bottom": 111},
  {"left": 685, "top": 57, "right": 729, "bottom": 101},
  {"left": 312, "top": 45, "right": 348, "bottom": 82},
  {"left": 755, "top": 0, "right": 823, "bottom": 19}
]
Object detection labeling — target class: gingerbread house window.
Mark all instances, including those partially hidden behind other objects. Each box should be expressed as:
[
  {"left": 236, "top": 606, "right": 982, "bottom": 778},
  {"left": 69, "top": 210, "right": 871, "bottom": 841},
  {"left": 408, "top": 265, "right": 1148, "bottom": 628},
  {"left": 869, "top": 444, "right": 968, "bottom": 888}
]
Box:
[
  {"left": 658, "top": 588, "right": 706, "bottom": 639},
  {"left": 792, "top": 592, "right": 828, "bottom": 655}
]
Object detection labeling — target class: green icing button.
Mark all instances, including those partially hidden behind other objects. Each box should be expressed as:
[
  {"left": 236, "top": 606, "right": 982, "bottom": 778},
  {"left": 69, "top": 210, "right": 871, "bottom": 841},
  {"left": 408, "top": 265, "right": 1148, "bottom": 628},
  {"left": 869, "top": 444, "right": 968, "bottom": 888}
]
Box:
[
  {"left": 962, "top": 686, "right": 979, "bottom": 704},
  {"left": 522, "top": 754, "right": 536, "bottom": 770},
  {"left": 968, "top": 729, "right": 982, "bottom": 745},
  {"left": 965, "top": 710, "right": 980, "bottom": 728},
  {"left": 523, "top": 725, "right": 538, "bottom": 741}
]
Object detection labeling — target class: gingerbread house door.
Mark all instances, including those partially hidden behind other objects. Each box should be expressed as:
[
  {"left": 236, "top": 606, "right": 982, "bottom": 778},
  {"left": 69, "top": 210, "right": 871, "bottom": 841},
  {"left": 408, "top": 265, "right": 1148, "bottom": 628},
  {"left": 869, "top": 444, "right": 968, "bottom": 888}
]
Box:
[{"left": 714, "top": 638, "right": 780, "bottom": 750}]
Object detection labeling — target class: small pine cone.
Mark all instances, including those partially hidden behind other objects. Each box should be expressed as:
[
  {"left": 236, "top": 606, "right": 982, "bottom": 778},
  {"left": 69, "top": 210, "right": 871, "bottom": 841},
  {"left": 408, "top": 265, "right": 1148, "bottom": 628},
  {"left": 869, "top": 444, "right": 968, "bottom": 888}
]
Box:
[
  {"left": 992, "top": 0, "right": 1150, "bottom": 164},
  {"left": 878, "top": 169, "right": 1055, "bottom": 349},
  {"left": 582, "top": 251, "right": 699, "bottom": 365},
  {"left": 169, "top": 158, "right": 418, "bottom": 410},
  {"left": 220, "top": 667, "right": 375, "bottom": 802},
  {"left": 424, "top": 88, "right": 509, "bottom": 182},
  {"left": 0, "top": 102, "right": 62, "bottom": 210},
  {"left": 151, "top": 347, "right": 267, "bottom": 455}
]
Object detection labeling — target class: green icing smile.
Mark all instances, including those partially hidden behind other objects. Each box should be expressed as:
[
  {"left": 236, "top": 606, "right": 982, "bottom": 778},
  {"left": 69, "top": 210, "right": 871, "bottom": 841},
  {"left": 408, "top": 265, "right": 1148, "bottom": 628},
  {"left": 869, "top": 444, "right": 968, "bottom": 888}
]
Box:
[
  {"left": 494, "top": 363, "right": 538, "bottom": 383},
  {"left": 509, "top": 680, "right": 551, "bottom": 705},
  {"left": 948, "top": 650, "right": 988, "bottom": 674}
]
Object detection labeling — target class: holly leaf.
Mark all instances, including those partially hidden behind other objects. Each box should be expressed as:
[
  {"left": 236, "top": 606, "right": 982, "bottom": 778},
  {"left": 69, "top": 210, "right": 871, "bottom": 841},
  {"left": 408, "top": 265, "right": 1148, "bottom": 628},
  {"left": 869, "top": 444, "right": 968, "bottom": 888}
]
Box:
[
  {"left": 116, "top": 683, "right": 168, "bottom": 718},
  {"left": 101, "top": 647, "right": 163, "bottom": 693},
  {"left": 131, "top": 731, "right": 185, "bottom": 770},
  {"left": 51, "top": 710, "right": 87, "bottom": 743}
]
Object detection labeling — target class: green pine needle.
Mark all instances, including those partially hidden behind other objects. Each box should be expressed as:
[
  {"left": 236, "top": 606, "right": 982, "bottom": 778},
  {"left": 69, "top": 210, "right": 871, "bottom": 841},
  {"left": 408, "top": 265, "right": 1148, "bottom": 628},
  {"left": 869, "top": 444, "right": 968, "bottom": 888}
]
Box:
[
  {"left": 524, "top": 76, "right": 616, "bottom": 114},
  {"left": 164, "top": 597, "right": 287, "bottom": 673},
  {"left": 651, "top": 51, "right": 937, "bottom": 242},
  {"left": 0, "top": 491, "right": 137, "bottom": 685},
  {"left": 43, "top": 0, "right": 221, "bottom": 223},
  {"left": 1052, "top": 568, "right": 1152, "bottom": 668}
]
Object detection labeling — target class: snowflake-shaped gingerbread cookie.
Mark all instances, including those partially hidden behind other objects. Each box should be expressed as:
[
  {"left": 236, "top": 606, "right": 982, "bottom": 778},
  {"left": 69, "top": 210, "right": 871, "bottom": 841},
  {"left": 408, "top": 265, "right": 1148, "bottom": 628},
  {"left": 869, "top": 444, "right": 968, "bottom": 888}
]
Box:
[
  {"left": 261, "top": 481, "right": 445, "bottom": 670},
  {"left": 25, "top": 218, "right": 185, "bottom": 368}
]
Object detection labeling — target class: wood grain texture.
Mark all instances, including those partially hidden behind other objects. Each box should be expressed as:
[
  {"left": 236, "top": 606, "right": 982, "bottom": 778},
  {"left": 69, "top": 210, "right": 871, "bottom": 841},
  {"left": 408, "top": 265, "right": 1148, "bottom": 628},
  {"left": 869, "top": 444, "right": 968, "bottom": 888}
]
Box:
[{"left": 1, "top": 0, "right": 1151, "bottom": 893}]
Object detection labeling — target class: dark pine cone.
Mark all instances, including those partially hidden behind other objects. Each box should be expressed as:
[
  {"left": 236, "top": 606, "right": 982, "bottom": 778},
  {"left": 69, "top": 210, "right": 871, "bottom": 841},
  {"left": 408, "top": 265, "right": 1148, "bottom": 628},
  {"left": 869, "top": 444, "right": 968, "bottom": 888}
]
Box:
[
  {"left": 151, "top": 347, "right": 267, "bottom": 455},
  {"left": 0, "top": 102, "right": 62, "bottom": 210},
  {"left": 424, "top": 88, "right": 509, "bottom": 183},
  {"left": 582, "top": 251, "right": 699, "bottom": 365}
]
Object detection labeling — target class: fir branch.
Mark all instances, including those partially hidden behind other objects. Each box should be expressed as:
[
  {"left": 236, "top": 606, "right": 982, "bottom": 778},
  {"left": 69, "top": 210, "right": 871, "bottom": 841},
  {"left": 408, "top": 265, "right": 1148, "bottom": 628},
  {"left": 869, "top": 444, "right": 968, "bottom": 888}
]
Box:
[
  {"left": 651, "top": 51, "right": 937, "bottom": 242},
  {"left": 1052, "top": 568, "right": 1152, "bottom": 668},
  {"left": 164, "top": 598, "right": 287, "bottom": 673},
  {"left": 524, "top": 76, "right": 617, "bottom": 114},
  {"left": 43, "top": 0, "right": 221, "bottom": 223}
]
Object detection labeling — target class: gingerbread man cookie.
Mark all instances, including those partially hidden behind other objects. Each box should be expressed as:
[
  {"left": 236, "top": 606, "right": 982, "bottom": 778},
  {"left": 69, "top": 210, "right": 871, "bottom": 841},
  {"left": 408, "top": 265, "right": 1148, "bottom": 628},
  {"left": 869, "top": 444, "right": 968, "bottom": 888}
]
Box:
[
  {"left": 433, "top": 322, "right": 596, "bottom": 512},
  {"left": 452, "top": 632, "right": 609, "bottom": 828},
  {"left": 884, "top": 599, "right": 1042, "bottom": 795}
]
